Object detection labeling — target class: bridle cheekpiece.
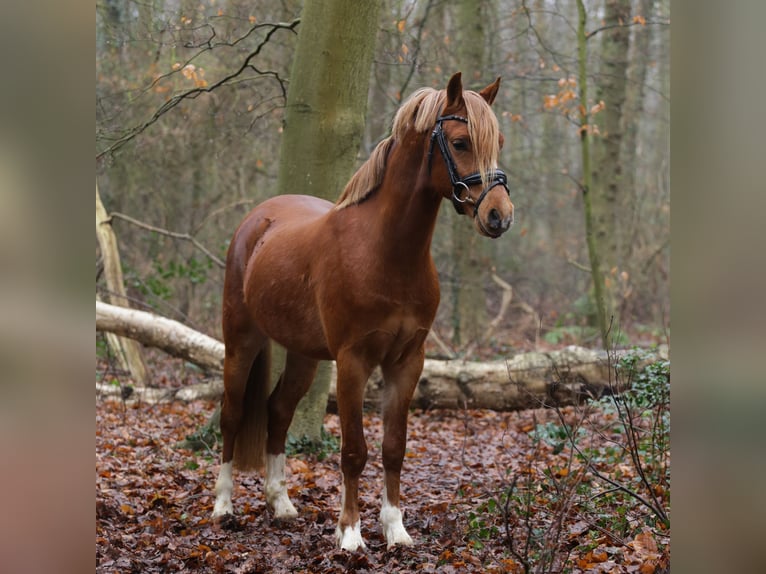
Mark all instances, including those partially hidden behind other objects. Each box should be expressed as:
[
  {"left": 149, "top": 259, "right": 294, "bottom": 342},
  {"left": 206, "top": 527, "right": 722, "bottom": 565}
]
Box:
[{"left": 427, "top": 114, "right": 511, "bottom": 223}]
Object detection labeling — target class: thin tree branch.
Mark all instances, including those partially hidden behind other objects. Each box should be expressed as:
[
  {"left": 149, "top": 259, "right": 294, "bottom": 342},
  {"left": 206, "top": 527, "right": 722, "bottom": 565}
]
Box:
[
  {"left": 191, "top": 198, "right": 256, "bottom": 235},
  {"left": 567, "top": 258, "right": 591, "bottom": 273},
  {"left": 427, "top": 328, "right": 456, "bottom": 359},
  {"left": 397, "top": 0, "right": 436, "bottom": 100},
  {"left": 586, "top": 19, "right": 670, "bottom": 40},
  {"left": 106, "top": 212, "right": 225, "bottom": 268},
  {"left": 97, "top": 19, "right": 299, "bottom": 160},
  {"left": 551, "top": 398, "right": 669, "bottom": 525}
]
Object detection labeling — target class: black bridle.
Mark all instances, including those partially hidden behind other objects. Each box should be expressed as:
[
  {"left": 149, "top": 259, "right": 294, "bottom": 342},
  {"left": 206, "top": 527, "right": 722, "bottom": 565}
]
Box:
[{"left": 427, "top": 114, "right": 511, "bottom": 221}]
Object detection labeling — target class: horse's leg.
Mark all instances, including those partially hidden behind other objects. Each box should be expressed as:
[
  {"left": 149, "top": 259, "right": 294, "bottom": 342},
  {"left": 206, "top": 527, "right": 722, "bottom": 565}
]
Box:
[
  {"left": 334, "top": 353, "right": 375, "bottom": 551},
  {"left": 264, "top": 351, "right": 319, "bottom": 519},
  {"left": 378, "top": 346, "right": 425, "bottom": 548},
  {"left": 212, "top": 335, "right": 267, "bottom": 518}
]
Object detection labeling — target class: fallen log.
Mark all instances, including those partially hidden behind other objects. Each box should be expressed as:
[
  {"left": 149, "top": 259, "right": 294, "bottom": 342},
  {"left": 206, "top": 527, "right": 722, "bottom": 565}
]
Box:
[
  {"left": 96, "top": 300, "right": 667, "bottom": 410},
  {"left": 347, "top": 344, "right": 668, "bottom": 412},
  {"left": 96, "top": 300, "right": 224, "bottom": 373}
]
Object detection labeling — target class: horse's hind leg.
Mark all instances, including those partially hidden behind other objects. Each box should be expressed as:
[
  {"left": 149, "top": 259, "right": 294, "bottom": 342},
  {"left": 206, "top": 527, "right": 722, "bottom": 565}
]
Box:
[
  {"left": 212, "top": 333, "right": 268, "bottom": 518},
  {"left": 264, "top": 351, "right": 319, "bottom": 519}
]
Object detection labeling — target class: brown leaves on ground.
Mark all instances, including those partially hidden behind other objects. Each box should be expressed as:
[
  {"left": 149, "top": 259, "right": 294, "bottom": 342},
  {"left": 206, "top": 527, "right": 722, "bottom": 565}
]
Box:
[{"left": 96, "top": 399, "right": 669, "bottom": 573}]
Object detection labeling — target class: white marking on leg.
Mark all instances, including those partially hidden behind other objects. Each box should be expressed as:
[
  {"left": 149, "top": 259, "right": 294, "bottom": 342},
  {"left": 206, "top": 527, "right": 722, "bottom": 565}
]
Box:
[
  {"left": 380, "top": 485, "right": 414, "bottom": 548},
  {"left": 212, "top": 461, "right": 233, "bottom": 518},
  {"left": 265, "top": 453, "right": 298, "bottom": 519},
  {"left": 335, "top": 473, "right": 367, "bottom": 551},
  {"left": 336, "top": 520, "right": 367, "bottom": 551}
]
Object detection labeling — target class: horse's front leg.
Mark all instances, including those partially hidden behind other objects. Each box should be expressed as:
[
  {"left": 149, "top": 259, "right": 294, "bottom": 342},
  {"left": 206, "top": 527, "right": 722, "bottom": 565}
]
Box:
[
  {"left": 334, "top": 352, "right": 375, "bottom": 551},
  {"left": 379, "top": 345, "right": 425, "bottom": 548}
]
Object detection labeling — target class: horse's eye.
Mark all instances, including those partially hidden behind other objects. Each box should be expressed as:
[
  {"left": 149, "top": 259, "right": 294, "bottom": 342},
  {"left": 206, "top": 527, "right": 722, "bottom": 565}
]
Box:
[{"left": 452, "top": 139, "right": 468, "bottom": 151}]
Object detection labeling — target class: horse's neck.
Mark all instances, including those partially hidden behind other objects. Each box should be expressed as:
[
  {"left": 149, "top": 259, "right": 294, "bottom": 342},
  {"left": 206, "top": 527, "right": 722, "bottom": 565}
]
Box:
[{"left": 367, "top": 139, "right": 442, "bottom": 260}]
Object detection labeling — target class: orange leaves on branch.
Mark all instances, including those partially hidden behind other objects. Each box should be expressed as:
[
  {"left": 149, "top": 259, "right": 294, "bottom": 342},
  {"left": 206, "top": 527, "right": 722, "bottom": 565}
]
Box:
[
  {"left": 396, "top": 19, "right": 406, "bottom": 33},
  {"left": 579, "top": 123, "right": 601, "bottom": 136},
  {"left": 544, "top": 77, "right": 578, "bottom": 115},
  {"left": 590, "top": 100, "right": 606, "bottom": 116},
  {"left": 170, "top": 61, "right": 207, "bottom": 88},
  {"left": 543, "top": 76, "right": 606, "bottom": 138},
  {"left": 633, "top": 14, "right": 647, "bottom": 26},
  {"left": 181, "top": 64, "right": 208, "bottom": 88},
  {"left": 397, "top": 41, "right": 409, "bottom": 64},
  {"left": 543, "top": 95, "right": 558, "bottom": 110},
  {"left": 501, "top": 111, "right": 524, "bottom": 123}
]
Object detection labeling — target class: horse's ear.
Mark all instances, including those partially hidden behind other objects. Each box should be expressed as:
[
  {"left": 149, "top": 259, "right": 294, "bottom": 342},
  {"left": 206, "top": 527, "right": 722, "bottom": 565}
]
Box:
[
  {"left": 446, "top": 72, "right": 464, "bottom": 109},
  {"left": 479, "top": 77, "right": 501, "bottom": 106}
]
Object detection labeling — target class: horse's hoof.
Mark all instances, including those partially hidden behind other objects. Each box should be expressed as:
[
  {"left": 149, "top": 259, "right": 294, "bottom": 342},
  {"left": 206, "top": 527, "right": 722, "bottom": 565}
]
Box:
[
  {"left": 273, "top": 506, "right": 299, "bottom": 521},
  {"left": 385, "top": 530, "right": 414, "bottom": 549},
  {"left": 336, "top": 522, "right": 367, "bottom": 552},
  {"left": 381, "top": 501, "right": 414, "bottom": 548},
  {"left": 268, "top": 493, "right": 298, "bottom": 520},
  {"left": 211, "top": 500, "right": 233, "bottom": 519}
]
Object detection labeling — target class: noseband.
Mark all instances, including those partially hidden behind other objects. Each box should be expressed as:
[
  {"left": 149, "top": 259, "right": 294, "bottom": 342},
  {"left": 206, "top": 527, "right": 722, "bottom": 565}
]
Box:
[{"left": 427, "top": 114, "right": 511, "bottom": 224}]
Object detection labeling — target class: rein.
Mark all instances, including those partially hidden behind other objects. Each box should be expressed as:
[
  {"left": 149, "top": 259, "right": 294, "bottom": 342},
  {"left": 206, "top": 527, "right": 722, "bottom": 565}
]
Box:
[{"left": 427, "top": 114, "right": 510, "bottom": 228}]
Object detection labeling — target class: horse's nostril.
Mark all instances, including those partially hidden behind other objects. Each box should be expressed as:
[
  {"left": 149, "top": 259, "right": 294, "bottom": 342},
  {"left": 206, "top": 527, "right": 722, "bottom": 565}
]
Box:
[{"left": 489, "top": 208, "right": 501, "bottom": 228}]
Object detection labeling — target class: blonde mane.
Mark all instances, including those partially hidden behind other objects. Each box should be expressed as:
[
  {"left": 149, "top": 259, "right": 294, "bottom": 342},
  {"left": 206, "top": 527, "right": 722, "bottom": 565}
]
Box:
[{"left": 335, "top": 86, "right": 500, "bottom": 209}]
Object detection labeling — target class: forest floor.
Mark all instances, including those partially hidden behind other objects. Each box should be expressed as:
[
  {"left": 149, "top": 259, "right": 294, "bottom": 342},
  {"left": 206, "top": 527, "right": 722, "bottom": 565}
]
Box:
[{"left": 96, "top": 355, "right": 670, "bottom": 573}]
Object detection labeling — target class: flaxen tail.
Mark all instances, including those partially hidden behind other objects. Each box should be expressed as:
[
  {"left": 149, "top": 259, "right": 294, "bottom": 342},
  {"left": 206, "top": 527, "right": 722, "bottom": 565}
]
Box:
[{"left": 232, "top": 340, "right": 271, "bottom": 471}]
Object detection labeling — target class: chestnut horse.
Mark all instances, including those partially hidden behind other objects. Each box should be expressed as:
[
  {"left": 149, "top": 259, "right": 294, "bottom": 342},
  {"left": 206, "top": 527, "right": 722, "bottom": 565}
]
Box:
[{"left": 212, "top": 72, "right": 514, "bottom": 551}]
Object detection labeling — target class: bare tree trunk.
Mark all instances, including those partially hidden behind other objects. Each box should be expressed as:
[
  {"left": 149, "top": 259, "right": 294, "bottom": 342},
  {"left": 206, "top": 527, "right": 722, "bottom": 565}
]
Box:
[
  {"left": 576, "top": 0, "right": 609, "bottom": 349},
  {"left": 620, "top": 0, "right": 654, "bottom": 269},
  {"left": 274, "top": 0, "right": 382, "bottom": 445},
  {"left": 450, "top": 0, "right": 489, "bottom": 348},
  {"left": 589, "top": 0, "right": 632, "bottom": 331},
  {"left": 96, "top": 181, "right": 148, "bottom": 385}
]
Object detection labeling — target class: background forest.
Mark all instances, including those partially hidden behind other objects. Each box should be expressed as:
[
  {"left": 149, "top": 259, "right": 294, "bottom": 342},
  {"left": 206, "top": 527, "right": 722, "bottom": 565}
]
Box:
[
  {"left": 96, "top": 2, "right": 671, "bottom": 571},
  {"left": 96, "top": 0, "right": 669, "bottom": 355}
]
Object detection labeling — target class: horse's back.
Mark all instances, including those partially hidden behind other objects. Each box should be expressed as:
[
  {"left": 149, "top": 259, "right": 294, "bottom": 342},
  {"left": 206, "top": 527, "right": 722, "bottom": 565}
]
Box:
[
  {"left": 257, "top": 194, "right": 334, "bottom": 219},
  {"left": 241, "top": 194, "right": 333, "bottom": 236},
  {"left": 228, "top": 195, "right": 332, "bottom": 264}
]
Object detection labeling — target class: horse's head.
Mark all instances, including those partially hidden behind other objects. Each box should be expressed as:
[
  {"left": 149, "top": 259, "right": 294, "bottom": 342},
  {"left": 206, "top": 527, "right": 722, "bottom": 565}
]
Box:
[{"left": 428, "top": 72, "right": 514, "bottom": 238}]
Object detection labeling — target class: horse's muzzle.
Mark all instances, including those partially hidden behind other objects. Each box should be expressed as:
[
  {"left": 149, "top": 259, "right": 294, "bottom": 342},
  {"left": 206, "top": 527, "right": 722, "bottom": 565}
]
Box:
[{"left": 485, "top": 207, "right": 513, "bottom": 236}]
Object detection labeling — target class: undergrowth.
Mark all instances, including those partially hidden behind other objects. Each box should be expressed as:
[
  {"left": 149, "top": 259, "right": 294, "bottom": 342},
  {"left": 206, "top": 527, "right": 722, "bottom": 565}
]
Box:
[{"left": 464, "top": 348, "right": 670, "bottom": 573}]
